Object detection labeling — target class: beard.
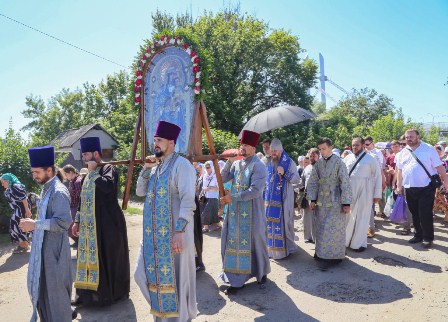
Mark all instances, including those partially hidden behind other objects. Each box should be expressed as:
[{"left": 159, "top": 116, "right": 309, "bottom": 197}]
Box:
[
  {"left": 154, "top": 146, "right": 164, "bottom": 158},
  {"left": 35, "top": 173, "right": 51, "bottom": 185}
]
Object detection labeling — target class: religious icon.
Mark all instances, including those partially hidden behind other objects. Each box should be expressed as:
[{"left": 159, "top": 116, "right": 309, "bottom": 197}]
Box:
[{"left": 144, "top": 46, "right": 195, "bottom": 154}]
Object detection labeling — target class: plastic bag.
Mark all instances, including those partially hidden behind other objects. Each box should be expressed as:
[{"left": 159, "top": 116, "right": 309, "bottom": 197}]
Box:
[
  {"left": 384, "top": 194, "right": 395, "bottom": 217},
  {"left": 385, "top": 187, "right": 392, "bottom": 202},
  {"left": 390, "top": 194, "right": 407, "bottom": 224}
]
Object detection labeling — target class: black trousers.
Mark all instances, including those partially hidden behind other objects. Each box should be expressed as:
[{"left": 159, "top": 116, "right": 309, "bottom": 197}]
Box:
[
  {"left": 405, "top": 185, "right": 436, "bottom": 241},
  {"left": 193, "top": 196, "right": 204, "bottom": 266}
]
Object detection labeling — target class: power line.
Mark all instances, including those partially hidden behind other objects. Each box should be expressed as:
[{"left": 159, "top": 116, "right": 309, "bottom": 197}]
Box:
[{"left": 0, "top": 12, "right": 127, "bottom": 68}]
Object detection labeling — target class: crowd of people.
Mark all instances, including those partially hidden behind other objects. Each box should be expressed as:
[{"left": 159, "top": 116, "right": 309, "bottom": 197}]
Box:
[{"left": 1, "top": 122, "right": 448, "bottom": 321}]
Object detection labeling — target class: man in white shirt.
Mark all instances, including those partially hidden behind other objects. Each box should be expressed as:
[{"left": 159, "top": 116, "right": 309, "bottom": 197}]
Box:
[
  {"left": 396, "top": 129, "right": 448, "bottom": 248},
  {"left": 364, "top": 136, "right": 386, "bottom": 237}
]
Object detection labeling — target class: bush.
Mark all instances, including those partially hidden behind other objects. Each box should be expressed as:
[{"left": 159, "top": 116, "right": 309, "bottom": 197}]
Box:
[
  {"left": 202, "top": 128, "right": 240, "bottom": 155},
  {"left": 0, "top": 126, "right": 38, "bottom": 232}
]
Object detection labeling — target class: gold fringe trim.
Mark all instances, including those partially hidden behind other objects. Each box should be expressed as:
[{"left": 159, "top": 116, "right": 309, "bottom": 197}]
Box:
[
  {"left": 150, "top": 309, "right": 180, "bottom": 318},
  {"left": 74, "top": 281, "right": 99, "bottom": 291},
  {"left": 224, "top": 268, "right": 252, "bottom": 274},
  {"left": 148, "top": 284, "right": 176, "bottom": 293}
]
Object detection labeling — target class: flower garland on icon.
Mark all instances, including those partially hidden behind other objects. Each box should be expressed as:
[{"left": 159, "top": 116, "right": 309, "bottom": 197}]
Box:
[{"left": 133, "top": 35, "right": 202, "bottom": 107}]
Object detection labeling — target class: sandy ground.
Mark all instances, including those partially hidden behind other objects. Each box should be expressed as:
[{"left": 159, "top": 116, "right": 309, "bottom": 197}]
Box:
[{"left": 1, "top": 205, "right": 448, "bottom": 322}]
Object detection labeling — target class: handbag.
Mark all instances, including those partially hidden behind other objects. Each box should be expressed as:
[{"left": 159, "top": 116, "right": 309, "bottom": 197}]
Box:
[{"left": 406, "top": 148, "right": 441, "bottom": 189}]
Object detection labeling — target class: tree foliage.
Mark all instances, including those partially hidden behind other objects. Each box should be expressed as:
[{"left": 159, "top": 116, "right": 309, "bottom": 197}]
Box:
[
  {"left": 0, "top": 123, "right": 39, "bottom": 230},
  {"left": 22, "top": 71, "right": 136, "bottom": 147}
]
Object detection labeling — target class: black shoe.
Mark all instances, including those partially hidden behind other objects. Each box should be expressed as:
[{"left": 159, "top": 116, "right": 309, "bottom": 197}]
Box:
[
  {"left": 71, "top": 299, "right": 81, "bottom": 306},
  {"left": 409, "top": 236, "right": 423, "bottom": 244},
  {"left": 422, "top": 240, "right": 433, "bottom": 248},
  {"left": 258, "top": 275, "right": 267, "bottom": 285},
  {"left": 353, "top": 246, "right": 366, "bottom": 253},
  {"left": 71, "top": 307, "right": 78, "bottom": 320},
  {"left": 305, "top": 239, "right": 313, "bottom": 243},
  {"left": 313, "top": 253, "right": 320, "bottom": 261},
  {"left": 318, "top": 261, "right": 329, "bottom": 271},
  {"left": 224, "top": 285, "right": 243, "bottom": 295},
  {"left": 196, "top": 264, "right": 205, "bottom": 272}
]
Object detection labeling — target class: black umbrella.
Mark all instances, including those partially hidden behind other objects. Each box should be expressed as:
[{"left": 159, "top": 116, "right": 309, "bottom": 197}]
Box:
[{"left": 238, "top": 105, "right": 316, "bottom": 138}]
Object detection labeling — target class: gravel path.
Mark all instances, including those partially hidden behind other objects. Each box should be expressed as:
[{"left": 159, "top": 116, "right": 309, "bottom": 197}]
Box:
[{"left": 1, "top": 211, "right": 447, "bottom": 321}]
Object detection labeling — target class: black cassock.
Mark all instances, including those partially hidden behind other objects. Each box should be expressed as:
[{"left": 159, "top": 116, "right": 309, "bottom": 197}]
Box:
[{"left": 76, "top": 164, "right": 130, "bottom": 306}]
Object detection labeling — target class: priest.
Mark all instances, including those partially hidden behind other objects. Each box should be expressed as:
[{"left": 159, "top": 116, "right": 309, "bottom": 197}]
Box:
[
  {"left": 72, "top": 137, "right": 130, "bottom": 306},
  {"left": 265, "top": 138, "right": 300, "bottom": 259},
  {"left": 219, "top": 130, "right": 271, "bottom": 294},
  {"left": 20, "top": 146, "right": 74, "bottom": 321},
  {"left": 134, "top": 121, "right": 197, "bottom": 321},
  {"left": 344, "top": 137, "right": 382, "bottom": 251}
]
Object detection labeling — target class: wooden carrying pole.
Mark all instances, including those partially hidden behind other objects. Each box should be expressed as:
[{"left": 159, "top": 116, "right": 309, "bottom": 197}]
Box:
[
  {"left": 121, "top": 111, "right": 142, "bottom": 210},
  {"left": 198, "top": 101, "right": 225, "bottom": 197}
]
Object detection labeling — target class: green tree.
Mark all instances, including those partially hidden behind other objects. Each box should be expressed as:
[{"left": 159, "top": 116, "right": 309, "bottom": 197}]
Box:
[
  {"left": 367, "top": 112, "right": 411, "bottom": 142},
  {"left": 22, "top": 71, "right": 134, "bottom": 147},
  {"left": 0, "top": 123, "right": 38, "bottom": 231},
  {"left": 337, "top": 88, "right": 396, "bottom": 128},
  {"left": 201, "top": 128, "right": 240, "bottom": 155}
]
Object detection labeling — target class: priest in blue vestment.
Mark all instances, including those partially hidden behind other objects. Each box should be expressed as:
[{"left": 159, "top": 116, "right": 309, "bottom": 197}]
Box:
[
  {"left": 219, "top": 130, "right": 271, "bottom": 295},
  {"left": 265, "top": 138, "right": 300, "bottom": 259},
  {"left": 134, "top": 121, "right": 197, "bottom": 321},
  {"left": 20, "top": 146, "right": 74, "bottom": 321}
]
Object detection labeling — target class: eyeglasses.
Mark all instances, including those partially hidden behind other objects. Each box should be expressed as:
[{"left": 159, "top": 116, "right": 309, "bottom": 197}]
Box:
[{"left": 400, "top": 143, "right": 406, "bottom": 146}]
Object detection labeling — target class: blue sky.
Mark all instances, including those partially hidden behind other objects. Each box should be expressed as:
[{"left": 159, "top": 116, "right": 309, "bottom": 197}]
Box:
[{"left": 1, "top": 0, "right": 447, "bottom": 139}]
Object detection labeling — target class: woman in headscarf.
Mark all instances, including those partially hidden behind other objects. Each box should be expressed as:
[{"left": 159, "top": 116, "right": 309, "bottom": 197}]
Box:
[
  {"left": 200, "top": 161, "right": 220, "bottom": 232},
  {"left": 1, "top": 173, "right": 32, "bottom": 253}
]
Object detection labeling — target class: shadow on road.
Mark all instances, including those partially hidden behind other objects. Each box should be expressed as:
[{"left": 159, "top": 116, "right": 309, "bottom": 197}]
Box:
[
  {"left": 76, "top": 298, "right": 137, "bottom": 322},
  {"left": 0, "top": 251, "right": 29, "bottom": 273},
  {"left": 274, "top": 247, "right": 413, "bottom": 305},
  {"left": 218, "top": 278, "right": 319, "bottom": 322},
  {"left": 196, "top": 271, "right": 226, "bottom": 316}
]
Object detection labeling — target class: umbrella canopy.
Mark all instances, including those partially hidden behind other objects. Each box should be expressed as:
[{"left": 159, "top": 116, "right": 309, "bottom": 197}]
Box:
[{"left": 239, "top": 105, "right": 316, "bottom": 138}]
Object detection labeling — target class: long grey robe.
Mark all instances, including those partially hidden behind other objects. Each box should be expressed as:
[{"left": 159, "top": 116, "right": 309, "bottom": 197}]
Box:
[
  {"left": 344, "top": 153, "right": 382, "bottom": 249},
  {"left": 267, "top": 157, "right": 300, "bottom": 259},
  {"left": 134, "top": 153, "right": 197, "bottom": 322},
  {"left": 219, "top": 155, "right": 271, "bottom": 287},
  {"left": 301, "top": 164, "right": 317, "bottom": 242},
  {"left": 34, "top": 176, "right": 73, "bottom": 322},
  {"left": 306, "top": 155, "right": 352, "bottom": 260}
]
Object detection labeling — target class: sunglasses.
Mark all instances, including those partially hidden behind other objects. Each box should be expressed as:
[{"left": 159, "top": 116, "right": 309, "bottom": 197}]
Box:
[
  {"left": 400, "top": 143, "right": 406, "bottom": 146},
  {"left": 365, "top": 142, "right": 371, "bottom": 146}
]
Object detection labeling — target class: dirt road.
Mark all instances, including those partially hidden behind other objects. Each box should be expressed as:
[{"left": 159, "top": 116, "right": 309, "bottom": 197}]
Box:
[{"left": 1, "top": 210, "right": 447, "bottom": 321}]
